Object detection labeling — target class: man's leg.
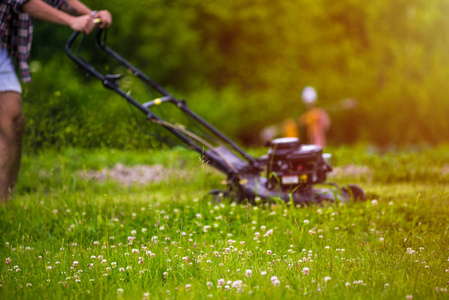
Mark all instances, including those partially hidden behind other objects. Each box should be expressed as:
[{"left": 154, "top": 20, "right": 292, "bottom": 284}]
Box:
[{"left": 0, "top": 92, "right": 25, "bottom": 203}]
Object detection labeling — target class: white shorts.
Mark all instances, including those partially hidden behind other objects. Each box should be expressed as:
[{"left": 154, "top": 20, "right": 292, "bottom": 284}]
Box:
[{"left": 0, "top": 47, "right": 22, "bottom": 94}]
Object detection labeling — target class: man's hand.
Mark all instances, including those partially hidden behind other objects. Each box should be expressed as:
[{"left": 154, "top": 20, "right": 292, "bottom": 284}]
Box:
[
  {"left": 68, "top": 15, "right": 96, "bottom": 34},
  {"left": 67, "top": 10, "right": 112, "bottom": 34},
  {"left": 92, "top": 10, "right": 112, "bottom": 28}
]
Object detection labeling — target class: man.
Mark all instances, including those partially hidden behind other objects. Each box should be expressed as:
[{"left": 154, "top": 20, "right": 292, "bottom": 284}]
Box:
[{"left": 0, "top": 0, "right": 112, "bottom": 203}]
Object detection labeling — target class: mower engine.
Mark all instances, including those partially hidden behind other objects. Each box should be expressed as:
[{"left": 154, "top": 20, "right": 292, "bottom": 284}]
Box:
[{"left": 261, "top": 137, "right": 332, "bottom": 191}]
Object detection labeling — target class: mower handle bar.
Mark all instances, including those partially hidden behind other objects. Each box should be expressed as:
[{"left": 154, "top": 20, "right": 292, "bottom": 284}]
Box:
[
  {"left": 142, "top": 96, "right": 173, "bottom": 109},
  {"left": 65, "top": 29, "right": 260, "bottom": 170},
  {"left": 65, "top": 30, "right": 176, "bottom": 101}
]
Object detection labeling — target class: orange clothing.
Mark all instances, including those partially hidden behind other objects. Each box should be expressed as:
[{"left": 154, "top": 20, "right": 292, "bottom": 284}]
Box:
[
  {"left": 299, "top": 107, "right": 330, "bottom": 147},
  {"left": 282, "top": 118, "right": 300, "bottom": 138}
]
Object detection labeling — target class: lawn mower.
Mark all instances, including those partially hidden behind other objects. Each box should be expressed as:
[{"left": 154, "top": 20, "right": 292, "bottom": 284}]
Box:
[{"left": 65, "top": 29, "right": 366, "bottom": 205}]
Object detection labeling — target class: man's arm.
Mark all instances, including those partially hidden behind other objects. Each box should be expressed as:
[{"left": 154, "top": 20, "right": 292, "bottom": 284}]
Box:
[{"left": 21, "top": 0, "right": 111, "bottom": 33}]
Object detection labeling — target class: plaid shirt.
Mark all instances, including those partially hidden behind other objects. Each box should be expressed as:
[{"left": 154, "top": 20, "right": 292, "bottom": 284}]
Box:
[{"left": 0, "top": 0, "right": 65, "bottom": 82}]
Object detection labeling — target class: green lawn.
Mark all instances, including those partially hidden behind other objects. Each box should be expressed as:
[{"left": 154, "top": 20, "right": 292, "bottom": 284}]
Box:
[{"left": 1, "top": 146, "right": 449, "bottom": 299}]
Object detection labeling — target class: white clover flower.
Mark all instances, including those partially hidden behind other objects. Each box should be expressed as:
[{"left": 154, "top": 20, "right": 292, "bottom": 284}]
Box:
[
  {"left": 232, "top": 280, "right": 242, "bottom": 289},
  {"left": 372, "top": 200, "right": 378, "bottom": 206},
  {"left": 267, "top": 250, "right": 272, "bottom": 255},
  {"left": 324, "top": 276, "right": 331, "bottom": 282},
  {"left": 245, "top": 269, "right": 252, "bottom": 277},
  {"left": 207, "top": 281, "right": 213, "bottom": 289},
  {"left": 261, "top": 271, "right": 267, "bottom": 276},
  {"left": 186, "top": 284, "right": 191, "bottom": 291},
  {"left": 73, "top": 261, "right": 78, "bottom": 267},
  {"left": 302, "top": 267, "right": 309, "bottom": 275},
  {"left": 272, "top": 279, "right": 280, "bottom": 286},
  {"left": 304, "top": 219, "right": 309, "bottom": 225},
  {"left": 117, "top": 288, "right": 123, "bottom": 296},
  {"left": 264, "top": 229, "right": 273, "bottom": 237},
  {"left": 217, "top": 279, "right": 225, "bottom": 286},
  {"left": 270, "top": 276, "right": 278, "bottom": 283}
]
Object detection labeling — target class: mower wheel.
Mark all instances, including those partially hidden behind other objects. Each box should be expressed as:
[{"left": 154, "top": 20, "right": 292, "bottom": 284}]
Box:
[{"left": 342, "top": 184, "right": 366, "bottom": 202}]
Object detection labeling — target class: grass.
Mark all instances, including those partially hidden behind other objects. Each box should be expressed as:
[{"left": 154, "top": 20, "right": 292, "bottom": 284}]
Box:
[{"left": 1, "top": 145, "right": 449, "bottom": 299}]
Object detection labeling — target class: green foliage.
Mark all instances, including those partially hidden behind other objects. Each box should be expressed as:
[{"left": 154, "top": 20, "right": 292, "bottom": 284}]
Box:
[{"left": 24, "top": 0, "right": 449, "bottom": 150}]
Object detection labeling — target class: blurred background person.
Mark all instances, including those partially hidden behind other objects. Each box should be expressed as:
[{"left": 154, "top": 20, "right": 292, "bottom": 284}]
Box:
[
  {"left": 260, "top": 86, "right": 331, "bottom": 147},
  {"left": 298, "top": 86, "right": 330, "bottom": 148}
]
